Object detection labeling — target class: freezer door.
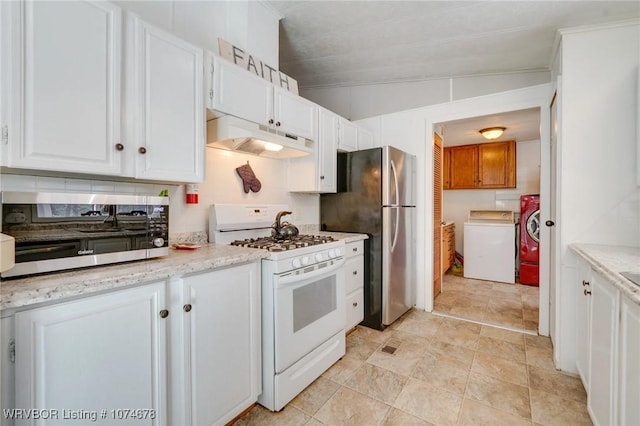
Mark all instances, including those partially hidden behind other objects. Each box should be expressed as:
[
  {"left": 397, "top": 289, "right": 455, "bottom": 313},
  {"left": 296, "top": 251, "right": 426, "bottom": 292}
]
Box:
[
  {"left": 382, "top": 146, "right": 415, "bottom": 206},
  {"left": 382, "top": 206, "right": 414, "bottom": 325}
]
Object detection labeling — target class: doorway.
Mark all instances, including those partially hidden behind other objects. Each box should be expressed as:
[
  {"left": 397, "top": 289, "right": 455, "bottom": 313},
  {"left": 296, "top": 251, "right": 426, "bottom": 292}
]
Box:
[{"left": 432, "top": 108, "right": 542, "bottom": 333}]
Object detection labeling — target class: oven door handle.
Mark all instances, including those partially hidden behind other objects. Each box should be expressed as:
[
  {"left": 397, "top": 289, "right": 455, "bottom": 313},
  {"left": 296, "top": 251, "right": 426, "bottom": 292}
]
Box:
[
  {"left": 275, "top": 258, "right": 345, "bottom": 288},
  {"left": 16, "top": 244, "right": 79, "bottom": 256}
]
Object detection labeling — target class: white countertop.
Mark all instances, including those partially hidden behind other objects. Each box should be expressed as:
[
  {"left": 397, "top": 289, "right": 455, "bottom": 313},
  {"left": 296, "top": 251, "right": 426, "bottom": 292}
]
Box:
[
  {"left": 0, "top": 231, "right": 368, "bottom": 312},
  {"left": 570, "top": 243, "right": 640, "bottom": 305}
]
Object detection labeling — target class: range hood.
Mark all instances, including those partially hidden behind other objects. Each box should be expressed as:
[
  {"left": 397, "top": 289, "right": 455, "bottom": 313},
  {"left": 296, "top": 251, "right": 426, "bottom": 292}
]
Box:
[{"left": 207, "top": 115, "right": 313, "bottom": 159}]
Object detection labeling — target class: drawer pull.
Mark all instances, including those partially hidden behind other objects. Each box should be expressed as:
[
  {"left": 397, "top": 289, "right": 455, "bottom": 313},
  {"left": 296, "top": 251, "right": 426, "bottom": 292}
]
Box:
[
  {"left": 352, "top": 248, "right": 358, "bottom": 252},
  {"left": 352, "top": 302, "right": 358, "bottom": 307},
  {"left": 159, "top": 309, "right": 169, "bottom": 318},
  {"left": 582, "top": 280, "right": 590, "bottom": 287},
  {"left": 584, "top": 289, "right": 592, "bottom": 296},
  {"left": 352, "top": 270, "right": 358, "bottom": 275}
]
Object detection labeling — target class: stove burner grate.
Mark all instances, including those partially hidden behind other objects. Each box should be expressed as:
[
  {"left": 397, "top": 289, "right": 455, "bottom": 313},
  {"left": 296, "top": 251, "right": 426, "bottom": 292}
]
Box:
[{"left": 230, "top": 235, "right": 337, "bottom": 251}]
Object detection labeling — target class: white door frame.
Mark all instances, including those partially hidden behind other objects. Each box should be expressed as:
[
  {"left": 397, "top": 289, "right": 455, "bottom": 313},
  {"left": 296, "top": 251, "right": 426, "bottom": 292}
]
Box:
[{"left": 421, "top": 83, "right": 553, "bottom": 336}]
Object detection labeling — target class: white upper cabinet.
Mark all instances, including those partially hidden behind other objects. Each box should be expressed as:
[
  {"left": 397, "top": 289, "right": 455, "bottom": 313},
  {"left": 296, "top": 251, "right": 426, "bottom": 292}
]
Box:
[
  {"left": 3, "top": 0, "right": 123, "bottom": 174},
  {"left": 338, "top": 118, "right": 358, "bottom": 151},
  {"left": 208, "top": 54, "right": 317, "bottom": 141},
  {"left": 288, "top": 107, "right": 336, "bottom": 193},
  {"left": 129, "top": 16, "right": 204, "bottom": 182},
  {"left": 1, "top": 1, "right": 204, "bottom": 183},
  {"left": 357, "top": 128, "right": 375, "bottom": 150},
  {"left": 208, "top": 54, "right": 272, "bottom": 127},
  {"left": 273, "top": 86, "right": 317, "bottom": 141}
]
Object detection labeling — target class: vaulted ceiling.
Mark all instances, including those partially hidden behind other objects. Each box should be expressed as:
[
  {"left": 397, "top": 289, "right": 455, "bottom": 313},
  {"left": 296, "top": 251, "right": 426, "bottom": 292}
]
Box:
[{"left": 266, "top": 1, "right": 640, "bottom": 89}]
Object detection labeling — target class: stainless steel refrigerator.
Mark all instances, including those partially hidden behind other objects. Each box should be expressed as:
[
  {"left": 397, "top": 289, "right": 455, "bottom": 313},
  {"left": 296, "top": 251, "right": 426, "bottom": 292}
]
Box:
[{"left": 320, "top": 146, "right": 415, "bottom": 330}]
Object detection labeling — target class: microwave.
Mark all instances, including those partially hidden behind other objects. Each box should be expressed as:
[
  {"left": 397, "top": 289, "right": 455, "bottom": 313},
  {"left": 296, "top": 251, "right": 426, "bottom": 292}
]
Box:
[{"left": 0, "top": 192, "right": 169, "bottom": 278}]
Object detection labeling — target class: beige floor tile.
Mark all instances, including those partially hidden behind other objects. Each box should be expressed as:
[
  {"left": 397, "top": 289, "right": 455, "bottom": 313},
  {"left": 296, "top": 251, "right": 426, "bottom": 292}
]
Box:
[
  {"left": 463, "top": 279, "right": 494, "bottom": 291},
  {"left": 523, "top": 308, "right": 539, "bottom": 321},
  {"left": 455, "top": 294, "right": 490, "bottom": 309},
  {"left": 465, "top": 372, "right": 531, "bottom": 419},
  {"left": 314, "top": 387, "right": 391, "bottom": 426},
  {"left": 448, "top": 304, "right": 487, "bottom": 322},
  {"left": 525, "top": 334, "right": 553, "bottom": 350},
  {"left": 476, "top": 335, "right": 526, "bottom": 363},
  {"left": 528, "top": 366, "right": 587, "bottom": 403},
  {"left": 530, "top": 388, "right": 592, "bottom": 426},
  {"left": 436, "top": 323, "right": 481, "bottom": 350},
  {"left": 522, "top": 294, "right": 540, "bottom": 310},
  {"left": 479, "top": 325, "right": 525, "bottom": 345},
  {"left": 492, "top": 282, "right": 521, "bottom": 293},
  {"left": 321, "top": 355, "right": 364, "bottom": 384},
  {"left": 490, "top": 289, "right": 524, "bottom": 303},
  {"left": 406, "top": 309, "right": 444, "bottom": 326},
  {"left": 350, "top": 325, "right": 391, "bottom": 344},
  {"left": 411, "top": 353, "right": 470, "bottom": 395},
  {"left": 439, "top": 316, "right": 482, "bottom": 334},
  {"left": 382, "top": 408, "right": 434, "bottom": 425},
  {"left": 304, "top": 418, "right": 326, "bottom": 426},
  {"left": 525, "top": 346, "right": 556, "bottom": 371},
  {"left": 384, "top": 330, "right": 431, "bottom": 354},
  {"left": 426, "top": 339, "right": 476, "bottom": 370},
  {"left": 433, "top": 301, "right": 453, "bottom": 313},
  {"left": 471, "top": 352, "right": 529, "bottom": 387},
  {"left": 234, "top": 404, "right": 310, "bottom": 426},
  {"left": 458, "top": 398, "right": 531, "bottom": 426},
  {"left": 524, "top": 320, "right": 539, "bottom": 332},
  {"left": 393, "top": 378, "right": 463, "bottom": 426},
  {"left": 290, "top": 377, "right": 341, "bottom": 416},
  {"left": 345, "top": 334, "right": 381, "bottom": 361},
  {"left": 433, "top": 291, "right": 461, "bottom": 307},
  {"left": 366, "top": 342, "right": 423, "bottom": 376},
  {"left": 344, "top": 363, "right": 408, "bottom": 404},
  {"left": 396, "top": 317, "right": 440, "bottom": 338},
  {"left": 488, "top": 296, "right": 523, "bottom": 310}
]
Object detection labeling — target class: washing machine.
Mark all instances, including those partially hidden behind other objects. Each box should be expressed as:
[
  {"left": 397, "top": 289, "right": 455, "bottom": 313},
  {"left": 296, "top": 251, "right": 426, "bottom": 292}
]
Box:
[
  {"left": 464, "top": 210, "right": 516, "bottom": 284},
  {"left": 520, "top": 194, "right": 540, "bottom": 286}
]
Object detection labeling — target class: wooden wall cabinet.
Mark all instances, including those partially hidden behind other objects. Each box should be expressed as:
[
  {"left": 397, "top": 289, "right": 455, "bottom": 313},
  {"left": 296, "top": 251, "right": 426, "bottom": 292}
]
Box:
[
  {"left": 444, "top": 140, "right": 516, "bottom": 190},
  {"left": 442, "top": 223, "right": 455, "bottom": 273}
]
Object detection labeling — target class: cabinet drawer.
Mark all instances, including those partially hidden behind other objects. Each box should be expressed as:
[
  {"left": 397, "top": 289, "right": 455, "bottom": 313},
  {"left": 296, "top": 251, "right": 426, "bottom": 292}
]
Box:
[
  {"left": 345, "top": 240, "right": 364, "bottom": 259},
  {"left": 345, "top": 256, "right": 364, "bottom": 294},
  {"left": 346, "top": 289, "right": 364, "bottom": 331}
]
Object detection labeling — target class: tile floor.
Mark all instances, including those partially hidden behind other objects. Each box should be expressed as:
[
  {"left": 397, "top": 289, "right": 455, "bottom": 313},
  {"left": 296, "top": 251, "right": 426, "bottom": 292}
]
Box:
[
  {"left": 434, "top": 272, "right": 540, "bottom": 333},
  {"left": 233, "top": 310, "right": 591, "bottom": 426}
]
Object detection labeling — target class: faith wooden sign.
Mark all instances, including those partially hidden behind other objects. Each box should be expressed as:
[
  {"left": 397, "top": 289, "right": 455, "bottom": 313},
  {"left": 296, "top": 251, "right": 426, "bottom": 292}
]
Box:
[{"left": 218, "top": 38, "right": 299, "bottom": 95}]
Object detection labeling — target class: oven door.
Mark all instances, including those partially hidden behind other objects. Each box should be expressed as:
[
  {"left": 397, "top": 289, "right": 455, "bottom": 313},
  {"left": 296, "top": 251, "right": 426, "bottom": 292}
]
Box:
[{"left": 274, "top": 258, "right": 345, "bottom": 374}]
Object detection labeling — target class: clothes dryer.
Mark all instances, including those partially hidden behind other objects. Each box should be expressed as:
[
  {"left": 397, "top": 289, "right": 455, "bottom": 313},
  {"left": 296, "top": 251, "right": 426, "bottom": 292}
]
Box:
[{"left": 519, "top": 194, "right": 540, "bottom": 286}]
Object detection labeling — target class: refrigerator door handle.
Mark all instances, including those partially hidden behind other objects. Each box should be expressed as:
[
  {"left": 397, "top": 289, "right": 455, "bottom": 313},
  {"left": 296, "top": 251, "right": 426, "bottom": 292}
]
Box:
[
  {"left": 391, "top": 207, "right": 400, "bottom": 251},
  {"left": 390, "top": 159, "right": 400, "bottom": 206}
]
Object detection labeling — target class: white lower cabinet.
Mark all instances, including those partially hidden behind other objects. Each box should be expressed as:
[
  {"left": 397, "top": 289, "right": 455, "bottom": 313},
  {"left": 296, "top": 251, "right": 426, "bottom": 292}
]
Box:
[
  {"left": 345, "top": 240, "right": 364, "bottom": 331},
  {"left": 575, "top": 257, "right": 592, "bottom": 387},
  {"left": 618, "top": 295, "right": 640, "bottom": 426},
  {"left": 588, "top": 272, "right": 619, "bottom": 426},
  {"left": 6, "top": 261, "right": 261, "bottom": 426},
  {"left": 174, "top": 262, "right": 261, "bottom": 426},
  {"left": 15, "top": 281, "right": 169, "bottom": 425}
]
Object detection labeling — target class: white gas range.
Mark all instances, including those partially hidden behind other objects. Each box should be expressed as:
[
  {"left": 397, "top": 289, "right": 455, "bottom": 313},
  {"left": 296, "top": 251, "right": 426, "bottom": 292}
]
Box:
[{"left": 210, "top": 204, "right": 346, "bottom": 412}]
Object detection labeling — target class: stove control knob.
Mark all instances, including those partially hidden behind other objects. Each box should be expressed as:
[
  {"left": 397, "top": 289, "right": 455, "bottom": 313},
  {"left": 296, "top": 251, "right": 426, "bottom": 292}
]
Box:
[
  {"left": 301, "top": 256, "right": 310, "bottom": 266},
  {"left": 328, "top": 249, "right": 336, "bottom": 258},
  {"left": 315, "top": 253, "right": 324, "bottom": 262},
  {"left": 153, "top": 238, "right": 165, "bottom": 247},
  {"left": 292, "top": 258, "right": 302, "bottom": 269}
]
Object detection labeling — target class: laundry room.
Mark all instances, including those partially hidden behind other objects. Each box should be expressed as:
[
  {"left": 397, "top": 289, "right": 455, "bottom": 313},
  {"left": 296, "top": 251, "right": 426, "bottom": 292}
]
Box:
[{"left": 433, "top": 108, "right": 542, "bottom": 332}]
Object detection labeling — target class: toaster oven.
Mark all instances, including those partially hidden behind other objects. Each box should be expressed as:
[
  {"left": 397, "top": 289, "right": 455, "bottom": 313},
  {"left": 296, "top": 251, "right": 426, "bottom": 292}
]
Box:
[{"left": 0, "top": 192, "right": 169, "bottom": 278}]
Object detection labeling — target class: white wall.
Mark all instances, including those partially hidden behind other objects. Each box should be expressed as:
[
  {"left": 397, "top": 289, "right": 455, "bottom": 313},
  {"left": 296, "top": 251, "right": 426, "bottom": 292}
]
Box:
[
  {"left": 443, "top": 139, "right": 541, "bottom": 255},
  {"left": 303, "top": 71, "right": 550, "bottom": 121},
  {"left": 553, "top": 22, "right": 640, "bottom": 372},
  {"left": 114, "top": 0, "right": 280, "bottom": 67}
]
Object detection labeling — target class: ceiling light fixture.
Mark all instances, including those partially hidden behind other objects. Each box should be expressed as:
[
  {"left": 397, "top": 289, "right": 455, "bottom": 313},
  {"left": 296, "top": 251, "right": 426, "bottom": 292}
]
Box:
[{"left": 479, "top": 127, "right": 506, "bottom": 140}]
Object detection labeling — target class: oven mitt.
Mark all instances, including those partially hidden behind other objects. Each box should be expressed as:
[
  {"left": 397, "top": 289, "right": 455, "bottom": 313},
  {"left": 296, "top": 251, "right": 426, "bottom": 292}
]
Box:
[{"left": 235, "top": 163, "right": 262, "bottom": 193}]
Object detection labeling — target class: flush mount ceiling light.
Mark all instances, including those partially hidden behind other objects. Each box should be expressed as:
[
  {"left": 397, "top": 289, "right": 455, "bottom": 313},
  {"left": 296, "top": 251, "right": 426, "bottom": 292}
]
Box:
[{"left": 479, "top": 127, "right": 506, "bottom": 140}]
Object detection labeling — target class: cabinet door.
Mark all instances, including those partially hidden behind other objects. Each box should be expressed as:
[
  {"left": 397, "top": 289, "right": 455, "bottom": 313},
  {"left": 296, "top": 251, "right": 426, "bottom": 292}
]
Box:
[
  {"left": 478, "top": 141, "right": 516, "bottom": 188},
  {"left": 357, "top": 128, "right": 375, "bottom": 150},
  {"left": 575, "top": 258, "right": 592, "bottom": 387},
  {"left": 273, "top": 86, "right": 317, "bottom": 141},
  {"left": 7, "top": 1, "right": 123, "bottom": 175},
  {"left": 132, "top": 18, "right": 204, "bottom": 183},
  {"left": 588, "top": 273, "right": 619, "bottom": 426},
  {"left": 317, "top": 108, "right": 337, "bottom": 192},
  {"left": 449, "top": 145, "right": 478, "bottom": 188},
  {"left": 619, "top": 295, "right": 640, "bottom": 426},
  {"left": 443, "top": 148, "right": 451, "bottom": 189},
  {"left": 15, "top": 282, "right": 168, "bottom": 426},
  {"left": 338, "top": 118, "right": 358, "bottom": 151},
  {"left": 211, "top": 55, "right": 272, "bottom": 126},
  {"left": 181, "top": 263, "right": 261, "bottom": 426}
]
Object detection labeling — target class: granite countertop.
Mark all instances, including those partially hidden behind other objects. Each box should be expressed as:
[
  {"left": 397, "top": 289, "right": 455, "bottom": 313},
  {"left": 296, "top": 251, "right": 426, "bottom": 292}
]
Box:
[
  {"left": 0, "top": 244, "right": 270, "bottom": 312},
  {"left": 570, "top": 243, "right": 640, "bottom": 305},
  {"left": 0, "top": 231, "right": 368, "bottom": 312}
]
